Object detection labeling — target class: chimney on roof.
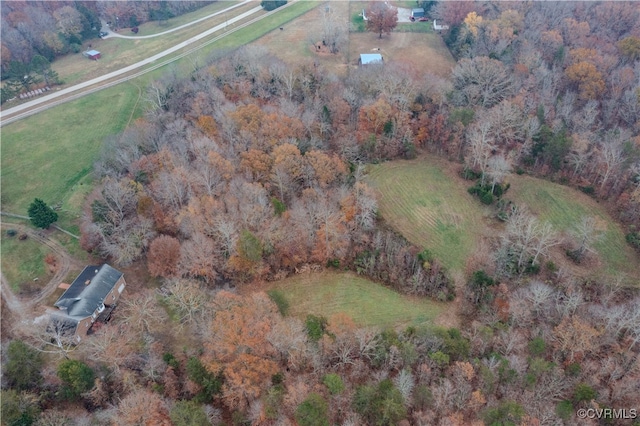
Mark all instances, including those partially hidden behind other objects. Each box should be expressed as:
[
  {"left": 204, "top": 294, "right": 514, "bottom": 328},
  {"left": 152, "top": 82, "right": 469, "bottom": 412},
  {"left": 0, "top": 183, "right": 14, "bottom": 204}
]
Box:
[
  {"left": 85, "top": 280, "right": 91, "bottom": 285},
  {"left": 95, "top": 269, "right": 99, "bottom": 273}
]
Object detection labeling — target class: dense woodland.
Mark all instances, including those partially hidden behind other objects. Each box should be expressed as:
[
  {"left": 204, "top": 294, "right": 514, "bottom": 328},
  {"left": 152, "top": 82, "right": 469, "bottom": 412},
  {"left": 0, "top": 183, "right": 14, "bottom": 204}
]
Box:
[{"left": 3, "top": 1, "right": 640, "bottom": 425}]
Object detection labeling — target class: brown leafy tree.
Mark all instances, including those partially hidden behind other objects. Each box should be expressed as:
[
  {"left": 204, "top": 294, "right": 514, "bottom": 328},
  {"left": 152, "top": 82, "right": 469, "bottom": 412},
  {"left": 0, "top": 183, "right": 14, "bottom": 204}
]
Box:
[
  {"left": 553, "top": 316, "right": 602, "bottom": 362},
  {"left": 147, "top": 235, "right": 181, "bottom": 278},
  {"left": 366, "top": 2, "right": 398, "bottom": 39},
  {"left": 114, "top": 388, "right": 172, "bottom": 426},
  {"left": 203, "top": 292, "right": 279, "bottom": 410}
]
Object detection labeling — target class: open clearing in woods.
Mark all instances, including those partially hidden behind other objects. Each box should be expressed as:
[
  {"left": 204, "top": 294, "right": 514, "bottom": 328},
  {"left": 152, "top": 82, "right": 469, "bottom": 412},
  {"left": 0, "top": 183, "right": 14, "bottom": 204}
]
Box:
[
  {"left": 507, "top": 174, "right": 640, "bottom": 283},
  {"left": 261, "top": 271, "right": 445, "bottom": 328},
  {"left": 367, "top": 156, "right": 491, "bottom": 273},
  {"left": 367, "top": 156, "right": 640, "bottom": 284},
  {"left": 1, "top": 229, "right": 52, "bottom": 293}
]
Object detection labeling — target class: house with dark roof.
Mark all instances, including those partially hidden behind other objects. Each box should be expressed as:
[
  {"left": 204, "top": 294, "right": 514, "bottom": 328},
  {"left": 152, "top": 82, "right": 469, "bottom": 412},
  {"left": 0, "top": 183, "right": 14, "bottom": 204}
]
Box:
[{"left": 51, "top": 264, "right": 126, "bottom": 343}]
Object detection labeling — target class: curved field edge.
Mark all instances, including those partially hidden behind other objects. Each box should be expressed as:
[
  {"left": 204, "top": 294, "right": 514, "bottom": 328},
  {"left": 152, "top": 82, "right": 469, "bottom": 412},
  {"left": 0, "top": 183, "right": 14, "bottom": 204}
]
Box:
[
  {"left": 366, "top": 156, "right": 491, "bottom": 273},
  {"left": 260, "top": 271, "right": 446, "bottom": 328},
  {"left": 366, "top": 156, "right": 640, "bottom": 284},
  {"left": 507, "top": 174, "right": 640, "bottom": 282}
]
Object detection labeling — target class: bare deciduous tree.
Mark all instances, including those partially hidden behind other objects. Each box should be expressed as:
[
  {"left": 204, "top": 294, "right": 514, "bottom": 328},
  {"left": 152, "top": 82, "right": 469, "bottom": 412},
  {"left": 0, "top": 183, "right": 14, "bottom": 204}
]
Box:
[
  {"left": 320, "top": 5, "right": 348, "bottom": 54},
  {"left": 487, "top": 155, "right": 511, "bottom": 194},
  {"left": 452, "top": 56, "right": 514, "bottom": 108},
  {"left": 165, "top": 279, "right": 211, "bottom": 326}
]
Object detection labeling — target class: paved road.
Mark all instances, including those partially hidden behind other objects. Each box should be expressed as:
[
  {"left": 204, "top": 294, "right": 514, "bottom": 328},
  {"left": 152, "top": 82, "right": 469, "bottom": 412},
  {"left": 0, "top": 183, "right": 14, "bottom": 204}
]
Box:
[
  {"left": 0, "top": 2, "right": 265, "bottom": 125},
  {"left": 102, "top": 0, "right": 251, "bottom": 40}
]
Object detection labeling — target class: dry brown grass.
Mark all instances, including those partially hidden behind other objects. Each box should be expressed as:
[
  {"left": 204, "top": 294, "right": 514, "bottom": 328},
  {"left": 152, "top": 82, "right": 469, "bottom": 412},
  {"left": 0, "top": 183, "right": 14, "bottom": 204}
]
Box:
[
  {"left": 253, "top": 1, "right": 455, "bottom": 77},
  {"left": 254, "top": 2, "right": 351, "bottom": 75},
  {"left": 348, "top": 31, "right": 455, "bottom": 77}
]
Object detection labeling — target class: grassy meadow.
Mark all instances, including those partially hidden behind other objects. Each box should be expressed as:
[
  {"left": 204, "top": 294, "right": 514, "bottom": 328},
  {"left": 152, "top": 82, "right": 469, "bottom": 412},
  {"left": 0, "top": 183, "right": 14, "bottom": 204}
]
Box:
[
  {"left": 367, "top": 156, "right": 640, "bottom": 283},
  {"left": 263, "top": 271, "right": 445, "bottom": 328},
  {"left": 1, "top": 229, "right": 52, "bottom": 292},
  {"left": 507, "top": 174, "right": 640, "bottom": 282},
  {"left": 367, "top": 157, "right": 491, "bottom": 273}
]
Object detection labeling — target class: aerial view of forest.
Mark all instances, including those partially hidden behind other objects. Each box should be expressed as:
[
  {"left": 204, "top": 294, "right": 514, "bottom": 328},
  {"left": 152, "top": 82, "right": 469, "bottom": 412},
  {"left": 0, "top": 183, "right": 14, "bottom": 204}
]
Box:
[{"left": 1, "top": 1, "right": 639, "bottom": 425}]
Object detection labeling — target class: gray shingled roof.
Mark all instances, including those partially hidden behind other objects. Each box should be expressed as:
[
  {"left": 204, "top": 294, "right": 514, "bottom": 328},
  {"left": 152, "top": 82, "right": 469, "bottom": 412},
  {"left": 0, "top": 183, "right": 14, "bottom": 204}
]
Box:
[{"left": 54, "top": 264, "right": 123, "bottom": 319}]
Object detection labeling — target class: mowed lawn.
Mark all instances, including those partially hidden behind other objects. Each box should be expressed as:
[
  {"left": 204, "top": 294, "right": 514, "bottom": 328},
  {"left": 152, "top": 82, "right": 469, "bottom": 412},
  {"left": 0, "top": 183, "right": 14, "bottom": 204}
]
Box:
[
  {"left": 367, "top": 157, "right": 490, "bottom": 273},
  {"left": 508, "top": 175, "right": 640, "bottom": 282},
  {"left": 1, "top": 84, "right": 140, "bottom": 217},
  {"left": 264, "top": 272, "right": 444, "bottom": 328}
]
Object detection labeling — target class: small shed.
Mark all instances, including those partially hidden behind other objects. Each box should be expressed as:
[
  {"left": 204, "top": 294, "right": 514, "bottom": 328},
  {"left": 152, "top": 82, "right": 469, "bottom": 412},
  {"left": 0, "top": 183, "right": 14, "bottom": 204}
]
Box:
[
  {"left": 359, "top": 53, "right": 383, "bottom": 65},
  {"left": 411, "top": 8, "right": 425, "bottom": 20},
  {"left": 85, "top": 50, "right": 101, "bottom": 60}
]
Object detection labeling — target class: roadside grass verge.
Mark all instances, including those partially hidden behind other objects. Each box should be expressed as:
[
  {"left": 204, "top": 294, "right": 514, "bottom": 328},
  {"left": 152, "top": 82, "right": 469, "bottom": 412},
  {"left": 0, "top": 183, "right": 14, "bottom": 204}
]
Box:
[
  {"left": 262, "top": 271, "right": 445, "bottom": 328},
  {"left": 367, "top": 157, "right": 490, "bottom": 273},
  {"left": 1, "top": 228, "right": 52, "bottom": 293},
  {"left": 51, "top": 1, "right": 253, "bottom": 86},
  {"left": 129, "top": 1, "right": 238, "bottom": 37},
  {"left": 507, "top": 175, "right": 640, "bottom": 282}
]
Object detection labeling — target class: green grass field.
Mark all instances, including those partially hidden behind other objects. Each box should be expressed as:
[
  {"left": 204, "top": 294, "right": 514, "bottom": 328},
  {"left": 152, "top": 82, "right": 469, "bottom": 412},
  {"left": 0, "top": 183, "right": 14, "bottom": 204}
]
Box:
[
  {"left": 1, "top": 230, "right": 52, "bottom": 292},
  {"left": 396, "top": 21, "right": 433, "bottom": 33},
  {"left": 265, "top": 272, "right": 444, "bottom": 328},
  {"left": 367, "top": 156, "right": 640, "bottom": 283},
  {"left": 508, "top": 175, "right": 640, "bottom": 281},
  {"left": 1, "top": 84, "right": 140, "bottom": 216},
  {"left": 367, "top": 157, "right": 490, "bottom": 273}
]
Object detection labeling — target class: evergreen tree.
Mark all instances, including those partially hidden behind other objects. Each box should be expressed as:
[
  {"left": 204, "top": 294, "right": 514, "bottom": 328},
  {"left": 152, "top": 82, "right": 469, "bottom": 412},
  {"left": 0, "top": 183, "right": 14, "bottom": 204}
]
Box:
[{"left": 28, "top": 198, "right": 58, "bottom": 229}]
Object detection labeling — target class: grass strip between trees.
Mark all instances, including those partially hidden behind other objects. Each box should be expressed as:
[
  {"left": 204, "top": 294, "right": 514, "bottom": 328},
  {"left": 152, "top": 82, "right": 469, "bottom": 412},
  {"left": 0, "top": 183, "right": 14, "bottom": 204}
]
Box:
[{"left": 265, "top": 271, "right": 445, "bottom": 328}]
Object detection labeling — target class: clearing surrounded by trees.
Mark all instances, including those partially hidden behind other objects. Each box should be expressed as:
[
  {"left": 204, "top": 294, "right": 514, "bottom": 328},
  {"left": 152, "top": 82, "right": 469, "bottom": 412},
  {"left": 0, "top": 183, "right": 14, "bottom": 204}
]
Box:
[{"left": 260, "top": 271, "right": 446, "bottom": 328}]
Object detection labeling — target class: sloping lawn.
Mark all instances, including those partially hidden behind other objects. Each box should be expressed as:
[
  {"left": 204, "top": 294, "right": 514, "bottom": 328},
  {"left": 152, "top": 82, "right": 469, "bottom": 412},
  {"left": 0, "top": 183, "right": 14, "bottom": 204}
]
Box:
[
  {"left": 507, "top": 174, "right": 640, "bottom": 282},
  {"left": 264, "top": 271, "right": 445, "bottom": 328},
  {"left": 367, "top": 157, "right": 490, "bottom": 273}
]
